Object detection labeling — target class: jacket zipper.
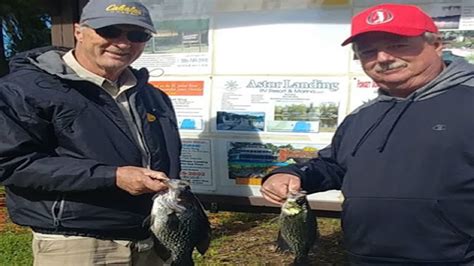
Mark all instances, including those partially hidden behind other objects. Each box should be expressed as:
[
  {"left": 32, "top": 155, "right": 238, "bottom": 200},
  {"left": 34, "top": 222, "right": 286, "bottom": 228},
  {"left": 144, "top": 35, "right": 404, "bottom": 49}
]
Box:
[{"left": 128, "top": 93, "right": 152, "bottom": 168}]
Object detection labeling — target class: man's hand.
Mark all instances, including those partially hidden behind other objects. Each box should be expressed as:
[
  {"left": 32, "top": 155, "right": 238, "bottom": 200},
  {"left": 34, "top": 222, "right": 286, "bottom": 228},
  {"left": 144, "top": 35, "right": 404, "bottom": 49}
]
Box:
[
  {"left": 260, "top": 173, "right": 301, "bottom": 205},
  {"left": 116, "top": 166, "right": 169, "bottom": 195}
]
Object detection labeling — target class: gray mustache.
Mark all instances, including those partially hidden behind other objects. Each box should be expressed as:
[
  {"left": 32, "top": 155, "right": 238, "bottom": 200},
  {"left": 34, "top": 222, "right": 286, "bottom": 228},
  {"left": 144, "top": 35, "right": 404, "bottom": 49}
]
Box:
[{"left": 375, "top": 62, "right": 408, "bottom": 73}]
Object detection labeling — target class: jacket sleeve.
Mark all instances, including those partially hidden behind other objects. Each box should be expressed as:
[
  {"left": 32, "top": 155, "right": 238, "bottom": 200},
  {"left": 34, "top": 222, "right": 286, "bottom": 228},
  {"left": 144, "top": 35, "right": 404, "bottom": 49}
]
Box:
[
  {"left": 0, "top": 85, "right": 117, "bottom": 192},
  {"left": 262, "top": 122, "right": 347, "bottom": 193}
]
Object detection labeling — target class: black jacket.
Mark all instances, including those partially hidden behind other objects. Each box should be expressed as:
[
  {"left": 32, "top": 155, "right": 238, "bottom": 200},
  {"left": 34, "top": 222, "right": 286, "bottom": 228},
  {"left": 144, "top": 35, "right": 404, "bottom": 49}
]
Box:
[
  {"left": 0, "top": 46, "right": 181, "bottom": 240},
  {"left": 266, "top": 59, "right": 474, "bottom": 264}
]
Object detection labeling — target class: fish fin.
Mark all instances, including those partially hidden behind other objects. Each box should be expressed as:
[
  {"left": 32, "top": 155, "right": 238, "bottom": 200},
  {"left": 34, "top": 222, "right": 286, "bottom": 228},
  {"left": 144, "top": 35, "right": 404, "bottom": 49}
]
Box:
[
  {"left": 181, "top": 190, "right": 211, "bottom": 255},
  {"left": 152, "top": 235, "right": 171, "bottom": 262},
  {"left": 191, "top": 193, "right": 211, "bottom": 228},
  {"left": 196, "top": 210, "right": 211, "bottom": 255},
  {"left": 193, "top": 192, "right": 212, "bottom": 255},
  {"left": 196, "top": 228, "right": 211, "bottom": 255},
  {"left": 276, "top": 230, "right": 291, "bottom": 252}
]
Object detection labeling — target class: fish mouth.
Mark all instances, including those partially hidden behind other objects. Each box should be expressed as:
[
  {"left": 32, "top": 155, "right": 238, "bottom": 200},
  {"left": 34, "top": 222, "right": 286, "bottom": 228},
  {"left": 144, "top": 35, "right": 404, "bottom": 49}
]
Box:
[
  {"left": 152, "top": 179, "right": 193, "bottom": 213},
  {"left": 286, "top": 191, "right": 307, "bottom": 202},
  {"left": 281, "top": 191, "right": 307, "bottom": 215},
  {"left": 282, "top": 204, "right": 302, "bottom": 216},
  {"left": 163, "top": 179, "right": 191, "bottom": 190},
  {"left": 156, "top": 180, "right": 191, "bottom": 213}
]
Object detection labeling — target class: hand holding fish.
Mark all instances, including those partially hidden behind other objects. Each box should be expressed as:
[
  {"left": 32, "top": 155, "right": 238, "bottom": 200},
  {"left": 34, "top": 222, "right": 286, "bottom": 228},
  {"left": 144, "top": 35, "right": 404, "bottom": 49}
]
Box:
[
  {"left": 260, "top": 173, "right": 301, "bottom": 205},
  {"left": 116, "top": 166, "right": 169, "bottom": 195}
]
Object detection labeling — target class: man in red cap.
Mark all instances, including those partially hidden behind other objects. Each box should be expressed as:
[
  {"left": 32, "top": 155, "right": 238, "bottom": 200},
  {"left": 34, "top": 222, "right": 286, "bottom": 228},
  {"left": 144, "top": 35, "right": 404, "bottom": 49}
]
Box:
[{"left": 261, "top": 3, "right": 474, "bottom": 264}]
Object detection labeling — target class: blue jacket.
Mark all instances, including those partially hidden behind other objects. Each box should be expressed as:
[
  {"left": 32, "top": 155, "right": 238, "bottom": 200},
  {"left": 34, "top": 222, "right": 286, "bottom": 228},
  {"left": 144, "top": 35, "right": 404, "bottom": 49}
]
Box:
[
  {"left": 0, "top": 47, "right": 181, "bottom": 240},
  {"left": 266, "top": 59, "right": 474, "bottom": 264}
]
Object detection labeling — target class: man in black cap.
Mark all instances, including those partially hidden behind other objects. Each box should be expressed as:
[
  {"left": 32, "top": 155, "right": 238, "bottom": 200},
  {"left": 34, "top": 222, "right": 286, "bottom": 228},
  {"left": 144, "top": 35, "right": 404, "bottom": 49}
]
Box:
[{"left": 0, "top": 0, "right": 180, "bottom": 265}]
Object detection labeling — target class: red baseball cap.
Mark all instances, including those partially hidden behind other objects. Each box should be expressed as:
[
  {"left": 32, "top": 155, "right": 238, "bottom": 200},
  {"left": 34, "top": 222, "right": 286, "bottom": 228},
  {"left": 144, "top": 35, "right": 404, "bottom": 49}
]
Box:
[{"left": 341, "top": 3, "right": 438, "bottom": 46}]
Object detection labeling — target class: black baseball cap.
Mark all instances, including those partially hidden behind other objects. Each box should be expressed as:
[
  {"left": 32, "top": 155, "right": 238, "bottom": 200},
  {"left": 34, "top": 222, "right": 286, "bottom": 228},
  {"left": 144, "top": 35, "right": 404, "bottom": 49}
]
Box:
[{"left": 80, "top": 0, "right": 156, "bottom": 33}]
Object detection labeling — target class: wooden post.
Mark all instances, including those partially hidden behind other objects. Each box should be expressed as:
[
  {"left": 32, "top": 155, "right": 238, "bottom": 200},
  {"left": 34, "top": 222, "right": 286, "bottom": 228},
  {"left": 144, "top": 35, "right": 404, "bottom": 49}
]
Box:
[{"left": 48, "top": 0, "right": 82, "bottom": 48}]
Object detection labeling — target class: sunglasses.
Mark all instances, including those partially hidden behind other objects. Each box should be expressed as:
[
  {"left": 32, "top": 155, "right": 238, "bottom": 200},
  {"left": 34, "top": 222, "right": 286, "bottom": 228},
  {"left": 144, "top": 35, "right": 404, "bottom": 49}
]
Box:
[{"left": 94, "top": 26, "right": 152, "bottom": 43}]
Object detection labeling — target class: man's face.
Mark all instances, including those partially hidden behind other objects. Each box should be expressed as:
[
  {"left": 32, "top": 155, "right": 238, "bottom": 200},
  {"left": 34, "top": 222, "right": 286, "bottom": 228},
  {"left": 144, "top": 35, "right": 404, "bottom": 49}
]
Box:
[
  {"left": 74, "top": 24, "right": 148, "bottom": 80},
  {"left": 354, "top": 32, "right": 444, "bottom": 97}
]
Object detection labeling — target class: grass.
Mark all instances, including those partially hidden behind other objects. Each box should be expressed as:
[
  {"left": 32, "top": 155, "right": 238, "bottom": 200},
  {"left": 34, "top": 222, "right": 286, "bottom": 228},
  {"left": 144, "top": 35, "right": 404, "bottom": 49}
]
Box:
[
  {"left": 193, "top": 212, "right": 279, "bottom": 263},
  {"left": 0, "top": 209, "right": 33, "bottom": 266},
  {"left": 0, "top": 187, "right": 34, "bottom": 265},
  {"left": 0, "top": 229, "right": 33, "bottom": 265},
  {"left": 193, "top": 212, "right": 346, "bottom": 264},
  {"left": 0, "top": 207, "right": 345, "bottom": 265}
]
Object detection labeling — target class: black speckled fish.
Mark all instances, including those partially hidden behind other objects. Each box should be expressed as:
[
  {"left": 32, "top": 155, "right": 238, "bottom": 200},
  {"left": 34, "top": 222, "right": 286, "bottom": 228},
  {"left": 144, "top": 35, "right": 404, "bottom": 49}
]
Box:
[
  {"left": 277, "top": 190, "right": 318, "bottom": 265},
  {"left": 150, "top": 179, "right": 211, "bottom": 265}
]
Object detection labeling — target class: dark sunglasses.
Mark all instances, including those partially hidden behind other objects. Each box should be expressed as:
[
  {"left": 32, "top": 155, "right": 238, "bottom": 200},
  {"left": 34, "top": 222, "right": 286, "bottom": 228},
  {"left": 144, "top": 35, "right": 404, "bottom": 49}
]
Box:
[{"left": 94, "top": 26, "right": 152, "bottom": 43}]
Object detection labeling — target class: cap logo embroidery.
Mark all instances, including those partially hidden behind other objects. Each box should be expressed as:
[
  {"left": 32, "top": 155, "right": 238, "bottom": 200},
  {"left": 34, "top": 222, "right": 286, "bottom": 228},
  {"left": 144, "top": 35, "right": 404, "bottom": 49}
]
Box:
[
  {"left": 106, "top": 4, "right": 142, "bottom": 16},
  {"left": 366, "top": 9, "right": 393, "bottom": 25}
]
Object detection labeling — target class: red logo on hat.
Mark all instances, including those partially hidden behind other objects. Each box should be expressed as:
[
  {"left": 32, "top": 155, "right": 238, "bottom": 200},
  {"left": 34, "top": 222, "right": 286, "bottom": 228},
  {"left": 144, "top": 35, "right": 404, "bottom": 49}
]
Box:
[{"left": 366, "top": 9, "right": 393, "bottom": 25}]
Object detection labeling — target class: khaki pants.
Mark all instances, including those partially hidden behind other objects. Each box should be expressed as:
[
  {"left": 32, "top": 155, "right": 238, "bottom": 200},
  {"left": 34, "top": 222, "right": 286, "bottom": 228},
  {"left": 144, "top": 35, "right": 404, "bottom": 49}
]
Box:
[{"left": 32, "top": 235, "right": 165, "bottom": 266}]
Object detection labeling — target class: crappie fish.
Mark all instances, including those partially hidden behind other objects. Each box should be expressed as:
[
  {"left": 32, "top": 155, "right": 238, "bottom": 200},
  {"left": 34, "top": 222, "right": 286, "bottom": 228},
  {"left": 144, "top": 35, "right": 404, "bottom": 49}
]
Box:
[
  {"left": 150, "top": 179, "right": 211, "bottom": 265},
  {"left": 277, "top": 190, "right": 318, "bottom": 265}
]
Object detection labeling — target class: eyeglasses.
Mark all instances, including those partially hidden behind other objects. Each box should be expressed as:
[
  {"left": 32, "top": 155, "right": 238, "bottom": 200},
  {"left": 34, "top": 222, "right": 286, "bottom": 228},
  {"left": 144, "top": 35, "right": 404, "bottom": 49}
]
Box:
[{"left": 94, "top": 26, "right": 152, "bottom": 43}]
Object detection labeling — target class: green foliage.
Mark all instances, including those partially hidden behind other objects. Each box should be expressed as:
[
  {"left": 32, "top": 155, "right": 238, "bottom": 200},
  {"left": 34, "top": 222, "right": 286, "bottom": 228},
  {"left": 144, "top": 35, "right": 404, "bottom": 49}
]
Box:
[
  {"left": 0, "top": 228, "right": 33, "bottom": 265},
  {"left": 466, "top": 54, "right": 474, "bottom": 64},
  {"left": 0, "top": 0, "right": 51, "bottom": 76},
  {"left": 319, "top": 102, "right": 338, "bottom": 128}
]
